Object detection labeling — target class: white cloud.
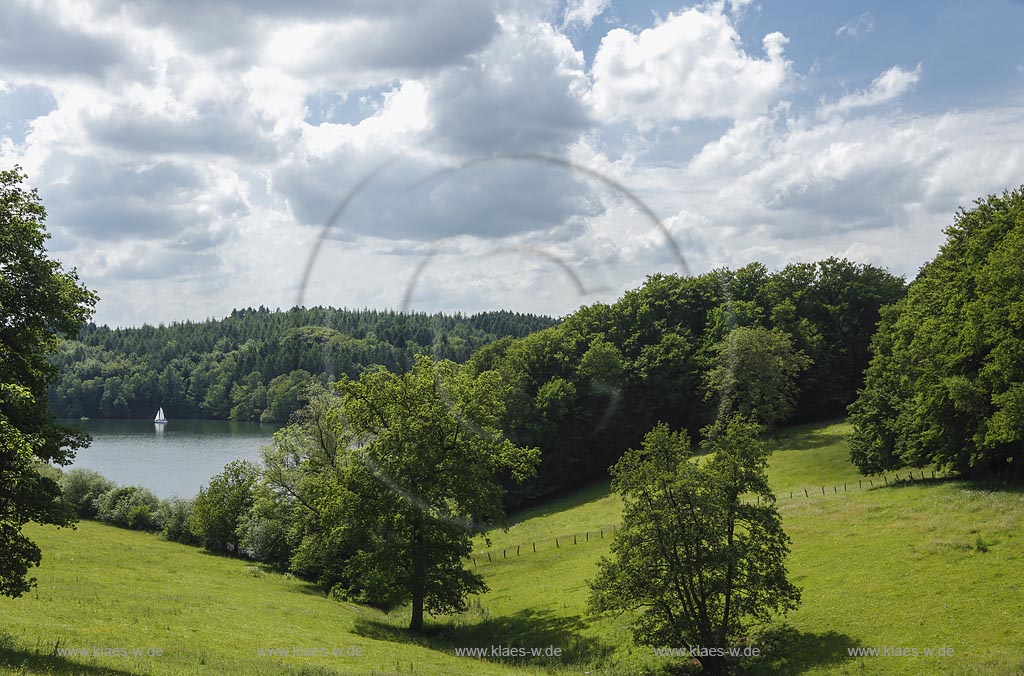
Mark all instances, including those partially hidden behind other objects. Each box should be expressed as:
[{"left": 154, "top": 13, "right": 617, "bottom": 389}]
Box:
[
  {"left": 561, "top": 0, "right": 610, "bottom": 29},
  {"left": 587, "top": 4, "right": 790, "bottom": 125},
  {"left": 819, "top": 64, "right": 922, "bottom": 118},
  {"left": 835, "top": 12, "right": 875, "bottom": 39},
  {"left": 2, "top": 0, "right": 1021, "bottom": 328},
  {"left": 673, "top": 105, "right": 1024, "bottom": 278}
]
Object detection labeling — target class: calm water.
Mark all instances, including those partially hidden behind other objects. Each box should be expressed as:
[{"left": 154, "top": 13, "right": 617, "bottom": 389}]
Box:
[{"left": 64, "top": 419, "right": 281, "bottom": 499}]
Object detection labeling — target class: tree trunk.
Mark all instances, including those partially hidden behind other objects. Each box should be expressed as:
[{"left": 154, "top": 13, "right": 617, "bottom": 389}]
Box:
[
  {"left": 409, "top": 523, "right": 426, "bottom": 633},
  {"left": 699, "top": 654, "right": 729, "bottom": 675}
]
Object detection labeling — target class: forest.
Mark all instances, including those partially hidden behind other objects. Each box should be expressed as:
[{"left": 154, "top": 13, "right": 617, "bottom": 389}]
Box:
[{"left": 47, "top": 307, "right": 556, "bottom": 422}]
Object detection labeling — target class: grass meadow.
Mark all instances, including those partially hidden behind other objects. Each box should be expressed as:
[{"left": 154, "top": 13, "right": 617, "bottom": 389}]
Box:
[{"left": 3, "top": 420, "right": 1023, "bottom": 675}]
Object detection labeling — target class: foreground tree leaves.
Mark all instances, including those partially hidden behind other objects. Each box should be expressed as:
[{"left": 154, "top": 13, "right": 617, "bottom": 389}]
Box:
[{"left": 0, "top": 167, "right": 97, "bottom": 597}]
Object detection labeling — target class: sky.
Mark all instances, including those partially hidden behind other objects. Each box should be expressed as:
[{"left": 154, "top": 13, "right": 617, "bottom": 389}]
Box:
[{"left": 2, "top": 0, "right": 1023, "bottom": 327}]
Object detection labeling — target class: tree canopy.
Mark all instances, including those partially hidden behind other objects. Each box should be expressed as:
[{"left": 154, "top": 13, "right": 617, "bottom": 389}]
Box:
[
  {"left": 254, "top": 357, "right": 538, "bottom": 632},
  {"left": 1, "top": 167, "right": 97, "bottom": 597},
  {"left": 704, "top": 326, "right": 812, "bottom": 429},
  {"left": 850, "top": 186, "right": 1024, "bottom": 476},
  {"left": 588, "top": 417, "right": 800, "bottom": 674},
  {"left": 471, "top": 259, "right": 905, "bottom": 506}
]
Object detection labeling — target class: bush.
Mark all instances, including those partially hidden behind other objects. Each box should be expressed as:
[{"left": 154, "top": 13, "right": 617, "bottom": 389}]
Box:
[
  {"left": 157, "top": 497, "right": 198, "bottom": 545},
  {"left": 190, "top": 460, "right": 258, "bottom": 554},
  {"left": 94, "top": 485, "right": 161, "bottom": 531},
  {"left": 238, "top": 515, "right": 292, "bottom": 570},
  {"left": 59, "top": 468, "right": 117, "bottom": 518}
]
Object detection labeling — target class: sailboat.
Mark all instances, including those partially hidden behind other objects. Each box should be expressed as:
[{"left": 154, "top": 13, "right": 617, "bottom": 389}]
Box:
[{"left": 154, "top": 407, "right": 168, "bottom": 424}]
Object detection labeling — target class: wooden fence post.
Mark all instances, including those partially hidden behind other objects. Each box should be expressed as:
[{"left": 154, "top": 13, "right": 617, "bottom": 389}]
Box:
[
  {"left": 804, "top": 489, "right": 808, "bottom": 497},
  {"left": 555, "top": 537, "right": 559, "bottom": 548},
  {"left": 573, "top": 535, "right": 577, "bottom": 545},
  {"left": 487, "top": 552, "right": 491, "bottom": 562},
  {"left": 517, "top": 545, "right": 520, "bottom": 556},
  {"left": 533, "top": 542, "right": 536, "bottom": 553}
]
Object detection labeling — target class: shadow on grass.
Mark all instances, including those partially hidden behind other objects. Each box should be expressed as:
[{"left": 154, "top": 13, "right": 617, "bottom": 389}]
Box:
[
  {"left": 765, "top": 424, "right": 849, "bottom": 453},
  {"left": 899, "top": 469, "right": 1024, "bottom": 491},
  {"left": 745, "top": 624, "right": 860, "bottom": 675},
  {"left": 504, "top": 479, "right": 614, "bottom": 525},
  {"left": 352, "top": 608, "right": 614, "bottom": 666},
  {"left": 0, "top": 634, "right": 142, "bottom": 676}
]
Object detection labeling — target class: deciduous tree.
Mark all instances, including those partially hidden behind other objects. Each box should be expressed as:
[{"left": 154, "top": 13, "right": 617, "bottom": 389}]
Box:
[
  {"left": 338, "top": 356, "right": 538, "bottom": 632},
  {"left": 1, "top": 167, "right": 96, "bottom": 597},
  {"left": 589, "top": 417, "right": 800, "bottom": 674},
  {"left": 703, "top": 326, "right": 811, "bottom": 429}
]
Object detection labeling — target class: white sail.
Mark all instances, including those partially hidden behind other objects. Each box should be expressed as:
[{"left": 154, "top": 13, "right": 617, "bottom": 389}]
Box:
[{"left": 154, "top": 407, "right": 167, "bottom": 423}]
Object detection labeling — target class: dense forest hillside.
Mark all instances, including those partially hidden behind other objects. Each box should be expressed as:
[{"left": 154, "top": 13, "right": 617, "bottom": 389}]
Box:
[
  {"left": 48, "top": 307, "right": 556, "bottom": 422},
  {"left": 464, "top": 258, "right": 907, "bottom": 505}
]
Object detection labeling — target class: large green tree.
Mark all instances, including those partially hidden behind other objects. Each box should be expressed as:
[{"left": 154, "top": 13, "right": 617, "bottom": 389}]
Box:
[
  {"left": 1, "top": 167, "right": 97, "bottom": 597},
  {"left": 337, "top": 356, "right": 538, "bottom": 632},
  {"left": 589, "top": 417, "right": 800, "bottom": 674},
  {"left": 850, "top": 186, "right": 1024, "bottom": 476},
  {"left": 703, "top": 326, "right": 812, "bottom": 429}
]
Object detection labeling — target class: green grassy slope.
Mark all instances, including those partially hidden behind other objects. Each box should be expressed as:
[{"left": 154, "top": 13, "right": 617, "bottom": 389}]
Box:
[
  {"left": 0, "top": 521, "right": 535, "bottom": 676},
  {"left": 3, "top": 420, "right": 1023, "bottom": 675},
  {"left": 463, "top": 420, "right": 1024, "bottom": 675}
]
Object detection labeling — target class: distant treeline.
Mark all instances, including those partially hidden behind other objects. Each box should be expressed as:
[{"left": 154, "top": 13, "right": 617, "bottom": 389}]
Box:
[
  {"left": 48, "top": 307, "right": 557, "bottom": 422},
  {"left": 466, "top": 258, "right": 907, "bottom": 506}
]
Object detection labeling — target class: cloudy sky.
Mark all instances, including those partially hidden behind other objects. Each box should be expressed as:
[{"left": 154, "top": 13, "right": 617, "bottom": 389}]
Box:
[{"left": 2, "top": 0, "right": 1023, "bottom": 327}]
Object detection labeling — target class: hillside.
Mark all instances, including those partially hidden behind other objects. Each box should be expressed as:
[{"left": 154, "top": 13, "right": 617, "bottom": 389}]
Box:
[{"left": 3, "top": 421, "right": 1023, "bottom": 675}]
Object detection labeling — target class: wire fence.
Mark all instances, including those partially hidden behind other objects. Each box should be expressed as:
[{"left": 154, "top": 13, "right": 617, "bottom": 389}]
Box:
[
  {"left": 470, "top": 524, "right": 620, "bottom": 568},
  {"left": 469, "top": 469, "right": 954, "bottom": 568}
]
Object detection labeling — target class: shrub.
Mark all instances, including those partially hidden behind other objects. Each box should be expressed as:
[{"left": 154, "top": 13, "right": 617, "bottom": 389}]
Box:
[
  {"left": 190, "top": 460, "right": 258, "bottom": 554},
  {"left": 94, "top": 485, "right": 161, "bottom": 531},
  {"left": 157, "top": 497, "right": 198, "bottom": 545},
  {"left": 238, "top": 515, "right": 292, "bottom": 570},
  {"left": 59, "top": 468, "right": 116, "bottom": 518}
]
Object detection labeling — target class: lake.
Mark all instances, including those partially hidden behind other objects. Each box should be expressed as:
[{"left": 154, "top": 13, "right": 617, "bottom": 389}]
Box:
[{"left": 64, "top": 419, "right": 281, "bottom": 499}]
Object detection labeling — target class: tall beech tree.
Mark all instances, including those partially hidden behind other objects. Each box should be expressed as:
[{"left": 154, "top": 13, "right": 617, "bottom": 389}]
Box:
[
  {"left": 589, "top": 417, "right": 800, "bottom": 674},
  {"left": 1, "top": 168, "right": 97, "bottom": 597}
]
